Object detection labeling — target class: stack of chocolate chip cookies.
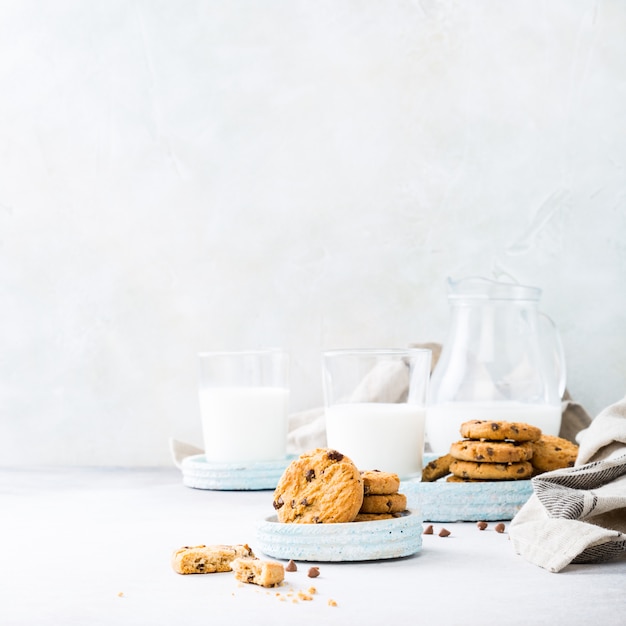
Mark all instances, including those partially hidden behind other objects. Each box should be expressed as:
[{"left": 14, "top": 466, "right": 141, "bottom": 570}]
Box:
[
  {"left": 272, "top": 449, "right": 409, "bottom": 524},
  {"left": 448, "top": 420, "right": 540, "bottom": 482},
  {"left": 355, "top": 470, "right": 407, "bottom": 521},
  {"left": 422, "top": 419, "right": 579, "bottom": 483}
]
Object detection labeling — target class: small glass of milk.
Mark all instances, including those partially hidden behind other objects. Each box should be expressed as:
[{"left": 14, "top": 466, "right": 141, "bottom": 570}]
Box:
[
  {"left": 198, "top": 349, "right": 290, "bottom": 463},
  {"left": 322, "top": 348, "right": 432, "bottom": 480}
]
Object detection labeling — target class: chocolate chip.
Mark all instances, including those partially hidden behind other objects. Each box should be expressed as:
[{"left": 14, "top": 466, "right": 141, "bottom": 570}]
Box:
[
  {"left": 495, "top": 523, "right": 506, "bottom": 533},
  {"left": 305, "top": 469, "right": 315, "bottom": 482},
  {"left": 438, "top": 528, "right": 451, "bottom": 537},
  {"left": 300, "top": 498, "right": 309, "bottom": 506},
  {"left": 285, "top": 560, "right": 297, "bottom": 572},
  {"left": 477, "top": 521, "right": 488, "bottom": 530},
  {"left": 423, "top": 524, "right": 434, "bottom": 535},
  {"left": 273, "top": 496, "right": 284, "bottom": 510},
  {"left": 327, "top": 450, "right": 344, "bottom": 462},
  {"left": 307, "top": 567, "right": 320, "bottom": 578},
  {"left": 491, "top": 423, "right": 500, "bottom": 431}
]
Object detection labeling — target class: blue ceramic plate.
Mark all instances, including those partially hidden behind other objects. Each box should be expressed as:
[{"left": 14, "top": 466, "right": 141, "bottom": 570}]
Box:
[{"left": 256, "top": 510, "right": 422, "bottom": 562}]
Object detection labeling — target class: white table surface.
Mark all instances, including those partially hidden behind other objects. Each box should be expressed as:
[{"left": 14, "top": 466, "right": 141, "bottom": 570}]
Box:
[{"left": 2, "top": 467, "right": 625, "bottom": 626}]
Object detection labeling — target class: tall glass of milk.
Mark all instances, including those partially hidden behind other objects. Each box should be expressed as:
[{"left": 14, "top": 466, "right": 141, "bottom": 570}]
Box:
[
  {"left": 198, "top": 349, "right": 290, "bottom": 463},
  {"left": 322, "top": 348, "right": 432, "bottom": 480}
]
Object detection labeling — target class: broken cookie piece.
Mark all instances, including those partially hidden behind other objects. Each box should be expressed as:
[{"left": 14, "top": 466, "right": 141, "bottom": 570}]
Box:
[
  {"left": 171, "top": 544, "right": 254, "bottom": 575},
  {"left": 231, "top": 558, "right": 285, "bottom": 588}
]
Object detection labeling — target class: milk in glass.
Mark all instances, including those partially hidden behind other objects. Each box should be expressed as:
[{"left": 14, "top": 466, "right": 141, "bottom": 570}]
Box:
[
  {"left": 325, "top": 402, "right": 426, "bottom": 479},
  {"left": 199, "top": 387, "right": 289, "bottom": 462}
]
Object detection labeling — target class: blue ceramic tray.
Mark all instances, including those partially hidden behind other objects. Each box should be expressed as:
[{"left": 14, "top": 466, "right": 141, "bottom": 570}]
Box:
[{"left": 256, "top": 510, "right": 422, "bottom": 562}]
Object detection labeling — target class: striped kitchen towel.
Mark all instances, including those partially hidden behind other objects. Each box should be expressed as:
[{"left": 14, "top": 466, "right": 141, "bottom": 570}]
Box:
[{"left": 509, "top": 395, "right": 626, "bottom": 572}]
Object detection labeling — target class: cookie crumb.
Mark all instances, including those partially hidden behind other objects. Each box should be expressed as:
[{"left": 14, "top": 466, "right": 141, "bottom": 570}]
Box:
[
  {"left": 117, "top": 592, "right": 124, "bottom": 598},
  {"left": 308, "top": 587, "right": 317, "bottom": 594},
  {"left": 285, "top": 559, "right": 297, "bottom": 572},
  {"left": 307, "top": 566, "right": 320, "bottom": 578},
  {"left": 495, "top": 522, "right": 506, "bottom": 533},
  {"left": 477, "top": 521, "right": 488, "bottom": 530},
  {"left": 328, "top": 599, "right": 338, "bottom": 607},
  {"left": 423, "top": 524, "right": 434, "bottom": 535},
  {"left": 297, "top": 590, "right": 313, "bottom": 601},
  {"left": 438, "top": 528, "right": 451, "bottom": 537}
]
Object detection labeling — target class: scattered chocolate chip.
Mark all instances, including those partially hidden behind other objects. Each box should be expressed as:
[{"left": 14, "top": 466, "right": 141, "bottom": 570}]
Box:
[
  {"left": 307, "top": 567, "right": 320, "bottom": 578},
  {"left": 477, "top": 521, "right": 488, "bottom": 530},
  {"left": 438, "top": 528, "right": 451, "bottom": 537},
  {"left": 327, "top": 450, "right": 344, "bottom": 462},
  {"left": 273, "top": 497, "right": 284, "bottom": 510},
  {"left": 305, "top": 469, "right": 315, "bottom": 482},
  {"left": 423, "top": 524, "right": 434, "bottom": 535},
  {"left": 285, "top": 560, "right": 297, "bottom": 572},
  {"left": 495, "top": 523, "right": 506, "bottom": 533}
]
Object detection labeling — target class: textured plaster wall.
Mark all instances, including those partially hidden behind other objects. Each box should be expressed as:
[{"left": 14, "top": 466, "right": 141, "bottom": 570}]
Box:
[{"left": 0, "top": 0, "right": 625, "bottom": 466}]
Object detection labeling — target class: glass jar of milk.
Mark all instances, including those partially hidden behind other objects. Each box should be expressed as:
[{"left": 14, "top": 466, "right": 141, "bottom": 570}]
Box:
[{"left": 426, "top": 277, "right": 566, "bottom": 455}]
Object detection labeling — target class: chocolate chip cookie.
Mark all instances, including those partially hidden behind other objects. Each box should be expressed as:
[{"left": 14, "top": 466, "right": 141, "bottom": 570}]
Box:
[
  {"left": 171, "top": 544, "right": 255, "bottom": 574},
  {"left": 231, "top": 558, "right": 284, "bottom": 587},
  {"left": 531, "top": 435, "right": 578, "bottom": 473},
  {"left": 449, "top": 459, "right": 533, "bottom": 481},
  {"left": 359, "top": 492, "right": 407, "bottom": 514},
  {"left": 361, "top": 469, "right": 401, "bottom": 495},
  {"left": 421, "top": 453, "right": 454, "bottom": 482},
  {"left": 273, "top": 448, "right": 363, "bottom": 523},
  {"left": 450, "top": 439, "right": 534, "bottom": 463},
  {"left": 459, "top": 420, "right": 542, "bottom": 442}
]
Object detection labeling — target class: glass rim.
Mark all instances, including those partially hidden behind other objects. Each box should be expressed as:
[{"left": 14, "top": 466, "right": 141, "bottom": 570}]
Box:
[
  {"left": 322, "top": 348, "right": 432, "bottom": 358},
  {"left": 198, "top": 348, "right": 287, "bottom": 358}
]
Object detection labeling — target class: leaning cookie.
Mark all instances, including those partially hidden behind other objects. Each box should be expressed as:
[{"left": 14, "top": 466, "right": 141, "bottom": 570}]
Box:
[
  {"left": 531, "top": 435, "right": 578, "bottom": 473},
  {"left": 273, "top": 448, "right": 363, "bottom": 523},
  {"left": 450, "top": 439, "right": 534, "bottom": 463},
  {"left": 459, "top": 420, "right": 542, "bottom": 443},
  {"left": 449, "top": 460, "right": 533, "bottom": 481},
  {"left": 171, "top": 544, "right": 255, "bottom": 574},
  {"left": 421, "top": 453, "right": 454, "bottom": 482}
]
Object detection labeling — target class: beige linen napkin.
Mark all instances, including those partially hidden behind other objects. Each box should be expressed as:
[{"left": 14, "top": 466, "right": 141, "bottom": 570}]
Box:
[{"left": 509, "top": 396, "right": 626, "bottom": 572}]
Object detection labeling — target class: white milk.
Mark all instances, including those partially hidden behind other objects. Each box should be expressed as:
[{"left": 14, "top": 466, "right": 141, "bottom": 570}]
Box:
[
  {"left": 426, "top": 402, "right": 562, "bottom": 455},
  {"left": 325, "top": 402, "right": 426, "bottom": 479},
  {"left": 199, "top": 387, "right": 289, "bottom": 463}
]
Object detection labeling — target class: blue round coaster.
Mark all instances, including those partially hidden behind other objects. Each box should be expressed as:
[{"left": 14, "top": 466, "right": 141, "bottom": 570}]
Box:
[{"left": 181, "top": 454, "right": 296, "bottom": 491}]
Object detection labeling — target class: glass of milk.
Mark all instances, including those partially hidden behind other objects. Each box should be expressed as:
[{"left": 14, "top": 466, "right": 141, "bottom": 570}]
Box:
[
  {"left": 322, "top": 348, "right": 432, "bottom": 480},
  {"left": 198, "top": 349, "right": 290, "bottom": 463}
]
